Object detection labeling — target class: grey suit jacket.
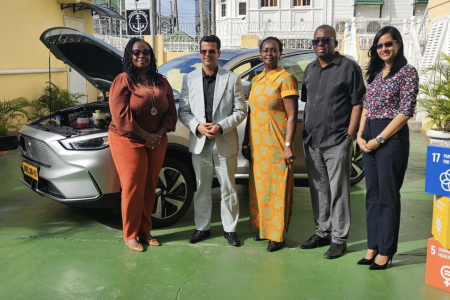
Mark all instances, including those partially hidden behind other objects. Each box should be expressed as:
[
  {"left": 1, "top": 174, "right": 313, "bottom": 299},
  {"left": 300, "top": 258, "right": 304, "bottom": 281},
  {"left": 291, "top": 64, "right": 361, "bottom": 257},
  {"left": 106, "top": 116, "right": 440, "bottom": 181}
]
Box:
[{"left": 178, "top": 66, "right": 247, "bottom": 157}]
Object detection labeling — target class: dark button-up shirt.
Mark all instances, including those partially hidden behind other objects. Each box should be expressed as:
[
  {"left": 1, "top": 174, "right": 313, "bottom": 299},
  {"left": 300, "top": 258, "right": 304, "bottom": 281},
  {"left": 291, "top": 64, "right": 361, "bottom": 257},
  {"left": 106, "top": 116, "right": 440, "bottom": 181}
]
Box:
[
  {"left": 301, "top": 52, "right": 366, "bottom": 148},
  {"left": 202, "top": 66, "right": 218, "bottom": 123}
]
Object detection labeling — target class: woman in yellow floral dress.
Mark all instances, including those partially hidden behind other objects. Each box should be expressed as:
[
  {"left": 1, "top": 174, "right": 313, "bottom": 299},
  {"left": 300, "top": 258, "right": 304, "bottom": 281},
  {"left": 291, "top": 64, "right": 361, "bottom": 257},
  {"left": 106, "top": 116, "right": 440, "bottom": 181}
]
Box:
[{"left": 242, "top": 37, "right": 299, "bottom": 252}]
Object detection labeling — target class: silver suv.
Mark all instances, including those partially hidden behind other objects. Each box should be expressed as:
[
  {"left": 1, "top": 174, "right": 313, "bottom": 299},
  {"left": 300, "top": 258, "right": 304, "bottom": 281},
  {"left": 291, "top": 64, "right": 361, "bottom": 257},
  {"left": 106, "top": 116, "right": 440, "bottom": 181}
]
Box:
[{"left": 0, "top": 27, "right": 364, "bottom": 227}]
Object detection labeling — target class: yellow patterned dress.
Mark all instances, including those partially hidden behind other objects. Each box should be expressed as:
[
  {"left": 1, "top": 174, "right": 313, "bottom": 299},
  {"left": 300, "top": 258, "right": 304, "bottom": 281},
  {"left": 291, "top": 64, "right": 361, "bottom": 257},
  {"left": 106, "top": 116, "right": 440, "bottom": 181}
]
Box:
[{"left": 248, "top": 66, "right": 299, "bottom": 242}]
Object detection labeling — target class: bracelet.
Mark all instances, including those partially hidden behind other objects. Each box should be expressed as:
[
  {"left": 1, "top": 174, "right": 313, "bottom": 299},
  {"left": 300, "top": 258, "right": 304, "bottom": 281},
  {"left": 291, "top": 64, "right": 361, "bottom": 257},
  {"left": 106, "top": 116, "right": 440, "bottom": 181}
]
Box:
[{"left": 242, "top": 145, "right": 249, "bottom": 149}]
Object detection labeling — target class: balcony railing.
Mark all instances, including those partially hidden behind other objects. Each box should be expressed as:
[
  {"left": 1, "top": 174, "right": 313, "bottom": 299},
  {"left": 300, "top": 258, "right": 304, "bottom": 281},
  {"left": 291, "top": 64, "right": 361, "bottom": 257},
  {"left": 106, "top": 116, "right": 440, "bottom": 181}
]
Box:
[{"left": 354, "top": 0, "right": 384, "bottom": 4}]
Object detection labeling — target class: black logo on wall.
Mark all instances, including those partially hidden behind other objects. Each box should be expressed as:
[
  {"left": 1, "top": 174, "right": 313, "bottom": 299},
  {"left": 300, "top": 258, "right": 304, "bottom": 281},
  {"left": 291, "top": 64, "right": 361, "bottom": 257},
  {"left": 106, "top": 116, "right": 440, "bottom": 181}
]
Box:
[{"left": 126, "top": 10, "right": 150, "bottom": 35}]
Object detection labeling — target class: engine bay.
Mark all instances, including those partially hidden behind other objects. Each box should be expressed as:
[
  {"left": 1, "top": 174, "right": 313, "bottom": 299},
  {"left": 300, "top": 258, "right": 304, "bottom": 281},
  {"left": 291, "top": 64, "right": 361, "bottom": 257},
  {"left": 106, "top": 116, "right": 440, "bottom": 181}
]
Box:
[{"left": 28, "top": 100, "right": 111, "bottom": 138}]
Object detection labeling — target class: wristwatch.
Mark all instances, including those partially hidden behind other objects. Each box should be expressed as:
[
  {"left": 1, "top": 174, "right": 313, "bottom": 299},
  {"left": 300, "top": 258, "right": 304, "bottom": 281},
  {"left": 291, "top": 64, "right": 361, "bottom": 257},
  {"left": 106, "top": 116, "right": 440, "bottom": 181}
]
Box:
[
  {"left": 376, "top": 135, "right": 385, "bottom": 144},
  {"left": 346, "top": 134, "right": 354, "bottom": 141},
  {"left": 285, "top": 142, "right": 292, "bottom": 147}
]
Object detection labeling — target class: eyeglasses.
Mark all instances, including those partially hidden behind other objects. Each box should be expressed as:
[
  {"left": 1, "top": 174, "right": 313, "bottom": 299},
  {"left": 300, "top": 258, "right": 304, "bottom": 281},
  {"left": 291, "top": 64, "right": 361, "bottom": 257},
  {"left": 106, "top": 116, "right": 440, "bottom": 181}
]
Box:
[
  {"left": 311, "top": 37, "right": 334, "bottom": 46},
  {"left": 374, "top": 41, "right": 397, "bottom": 50},
  {"left": 132, "top": 49, "right": 151, "bottom": 57},
  {"left": 200, "top": 49, "right": 217, "bottom": 55}
]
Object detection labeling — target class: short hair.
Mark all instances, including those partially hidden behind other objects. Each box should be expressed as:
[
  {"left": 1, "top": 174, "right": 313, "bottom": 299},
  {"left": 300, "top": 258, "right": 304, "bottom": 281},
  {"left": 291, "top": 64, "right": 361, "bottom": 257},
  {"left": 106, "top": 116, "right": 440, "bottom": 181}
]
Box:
[
  {"left": 314, "top": 25, "right": 337, "bottom": 39},
  {"left": 259, "top": 36, "right": 283, "bottom": 54},
  {"left": 199, "top": 35, "right": 221, "bottom": 51}
]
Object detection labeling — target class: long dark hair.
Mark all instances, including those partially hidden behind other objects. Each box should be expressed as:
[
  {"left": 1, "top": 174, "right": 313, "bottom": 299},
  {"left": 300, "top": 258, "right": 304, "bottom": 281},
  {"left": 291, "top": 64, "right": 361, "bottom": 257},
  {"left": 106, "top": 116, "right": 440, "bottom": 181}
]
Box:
[
  {"left": 366, "top": 26, "right": 407, "bottom": 84},
  {"left": 123, "top": 38, "right": 161, "bottom": 87}
]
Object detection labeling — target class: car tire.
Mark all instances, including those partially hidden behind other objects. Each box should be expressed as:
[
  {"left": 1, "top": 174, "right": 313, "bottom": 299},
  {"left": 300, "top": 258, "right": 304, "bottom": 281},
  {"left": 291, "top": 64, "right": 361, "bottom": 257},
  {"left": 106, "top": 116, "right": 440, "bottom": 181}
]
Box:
[
  {"left": 151, "top": 157, "right": 194, "bottom": 228},
  {"left": 350, "top": 140, "right": 365, "bottom": 186}
]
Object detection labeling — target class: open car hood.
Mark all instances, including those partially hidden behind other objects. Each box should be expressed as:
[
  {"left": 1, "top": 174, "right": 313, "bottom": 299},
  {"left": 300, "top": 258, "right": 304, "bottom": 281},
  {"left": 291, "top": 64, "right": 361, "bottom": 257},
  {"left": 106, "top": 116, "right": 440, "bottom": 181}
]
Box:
[{"left": 40, "top": 27, "right": 123, "bottom": 93}]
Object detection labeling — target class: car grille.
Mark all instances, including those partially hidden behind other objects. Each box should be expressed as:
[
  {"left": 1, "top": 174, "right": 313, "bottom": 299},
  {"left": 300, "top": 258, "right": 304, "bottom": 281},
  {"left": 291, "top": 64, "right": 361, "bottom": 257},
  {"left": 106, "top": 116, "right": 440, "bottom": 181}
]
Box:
[
  {"left": 23, "top": 175, "right": 65, "bottom": 199},
  {"left": 21, "top": 135, "right": 57, "bottom": 167}
]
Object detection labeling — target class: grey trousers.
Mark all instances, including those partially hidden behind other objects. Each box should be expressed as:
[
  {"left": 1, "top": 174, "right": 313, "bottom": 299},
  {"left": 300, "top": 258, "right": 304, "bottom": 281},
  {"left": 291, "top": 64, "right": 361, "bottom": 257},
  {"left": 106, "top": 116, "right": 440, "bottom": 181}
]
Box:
[
  {"left": 304, "top": 139, "right": 352, "bottom": 244},
  {"left": 192, "top": 139, "right": 239, "bottom": 232}
]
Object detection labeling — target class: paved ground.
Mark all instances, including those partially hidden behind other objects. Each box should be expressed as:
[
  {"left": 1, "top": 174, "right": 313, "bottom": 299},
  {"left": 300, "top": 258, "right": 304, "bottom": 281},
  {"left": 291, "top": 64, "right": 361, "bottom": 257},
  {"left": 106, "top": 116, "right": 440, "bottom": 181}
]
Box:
[{"left": 0, "top": 130, "right": 448, "bottom": 300}]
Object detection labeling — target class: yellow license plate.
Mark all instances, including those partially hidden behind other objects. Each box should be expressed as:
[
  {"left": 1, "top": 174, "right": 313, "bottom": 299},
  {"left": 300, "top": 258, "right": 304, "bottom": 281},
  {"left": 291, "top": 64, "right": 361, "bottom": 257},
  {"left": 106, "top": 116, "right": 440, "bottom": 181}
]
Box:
[{"left": 22, "top": 162, "right": 39, "bottom": 181}]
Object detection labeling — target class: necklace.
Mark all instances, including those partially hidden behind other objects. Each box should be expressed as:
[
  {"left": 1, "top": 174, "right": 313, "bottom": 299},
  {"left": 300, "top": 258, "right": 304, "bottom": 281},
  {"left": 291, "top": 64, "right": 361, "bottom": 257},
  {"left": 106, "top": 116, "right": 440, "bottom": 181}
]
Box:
[{"left": 141, "top": 81, "right": 157, "bottom": 116}]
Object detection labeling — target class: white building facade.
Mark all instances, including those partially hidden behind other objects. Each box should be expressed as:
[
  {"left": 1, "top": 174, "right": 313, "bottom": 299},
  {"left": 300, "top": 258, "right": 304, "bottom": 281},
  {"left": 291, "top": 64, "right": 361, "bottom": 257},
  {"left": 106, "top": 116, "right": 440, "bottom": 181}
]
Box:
[
  {"left": 215, "top": 0, "right": 429, "bottom": 70},
  {"left": 217, "top": 0, "right": 427, "bottom": 29}
]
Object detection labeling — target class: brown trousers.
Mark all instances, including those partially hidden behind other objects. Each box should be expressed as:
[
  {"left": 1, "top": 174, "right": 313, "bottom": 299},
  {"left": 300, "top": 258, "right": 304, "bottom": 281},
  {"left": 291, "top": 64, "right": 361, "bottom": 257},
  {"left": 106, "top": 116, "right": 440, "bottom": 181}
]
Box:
[{"left": 108, "top": 130, "right": 167, "bottom": 239}]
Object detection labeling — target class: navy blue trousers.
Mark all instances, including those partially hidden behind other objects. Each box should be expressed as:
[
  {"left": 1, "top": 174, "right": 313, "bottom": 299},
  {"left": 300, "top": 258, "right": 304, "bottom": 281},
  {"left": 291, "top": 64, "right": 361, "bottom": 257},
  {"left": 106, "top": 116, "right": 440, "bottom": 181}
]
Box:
[{"left": 362, "top": 119, "right": 410, "bottom": 256}]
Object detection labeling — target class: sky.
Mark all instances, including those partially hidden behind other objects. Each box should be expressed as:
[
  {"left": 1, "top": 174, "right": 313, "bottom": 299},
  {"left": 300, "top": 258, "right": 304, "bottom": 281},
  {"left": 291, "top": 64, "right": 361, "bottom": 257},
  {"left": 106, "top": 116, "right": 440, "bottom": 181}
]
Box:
[{"left": 159, "top": 0, "right": 198, "bottom": 23}]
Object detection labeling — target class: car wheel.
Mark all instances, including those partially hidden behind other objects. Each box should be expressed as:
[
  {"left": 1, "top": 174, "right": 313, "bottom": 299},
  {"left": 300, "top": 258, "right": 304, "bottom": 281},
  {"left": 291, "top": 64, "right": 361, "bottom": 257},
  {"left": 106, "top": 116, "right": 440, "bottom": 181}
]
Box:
[
  {"left": 151, "top": 157, "right": 194, "bottom": 227},
  {"left": 350, "top": 141, "right": 364, "bottom": 186}
]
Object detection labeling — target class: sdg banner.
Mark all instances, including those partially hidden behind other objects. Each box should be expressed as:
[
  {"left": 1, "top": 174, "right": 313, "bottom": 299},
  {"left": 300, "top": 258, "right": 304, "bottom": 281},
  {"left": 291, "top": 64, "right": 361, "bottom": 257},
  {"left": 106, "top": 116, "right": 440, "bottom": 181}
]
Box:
[
  {"left": 426, "top": 144, "right": 450, "bottom": 197},
  {"left": 126, "top": 9, "right": 150, "bottom": 36}
]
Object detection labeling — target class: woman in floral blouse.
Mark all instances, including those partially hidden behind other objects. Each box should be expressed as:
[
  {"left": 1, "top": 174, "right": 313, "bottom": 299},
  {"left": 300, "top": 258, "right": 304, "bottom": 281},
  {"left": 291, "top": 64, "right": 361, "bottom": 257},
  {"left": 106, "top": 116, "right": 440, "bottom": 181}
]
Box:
[{"left": 356, "top": 26, "right": 419, "bottom": 270}]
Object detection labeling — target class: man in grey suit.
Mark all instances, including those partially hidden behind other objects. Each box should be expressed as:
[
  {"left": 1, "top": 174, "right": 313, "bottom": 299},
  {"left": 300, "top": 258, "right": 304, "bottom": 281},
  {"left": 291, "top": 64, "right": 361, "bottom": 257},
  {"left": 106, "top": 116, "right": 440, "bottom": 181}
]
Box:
[{"left": 179, "top": 35, "right": 247, "bottom": 246}]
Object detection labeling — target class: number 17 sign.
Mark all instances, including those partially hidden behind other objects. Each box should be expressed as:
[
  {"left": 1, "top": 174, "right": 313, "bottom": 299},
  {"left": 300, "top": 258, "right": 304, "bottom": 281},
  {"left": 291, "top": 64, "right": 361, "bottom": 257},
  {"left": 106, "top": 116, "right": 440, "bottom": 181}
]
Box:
[{"left": 426, "top": 144, "right": 450, "bottom": 197}]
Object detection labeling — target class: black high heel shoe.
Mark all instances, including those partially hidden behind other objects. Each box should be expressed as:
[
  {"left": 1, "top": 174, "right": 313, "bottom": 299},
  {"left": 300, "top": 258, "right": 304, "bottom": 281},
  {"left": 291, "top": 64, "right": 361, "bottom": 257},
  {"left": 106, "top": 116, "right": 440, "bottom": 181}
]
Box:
[
  {"left": 369, "top": 255, "right": 393, "bottom": 270},
  {"left": 357, "top": 250, "right": 378, "bottom": 265}
]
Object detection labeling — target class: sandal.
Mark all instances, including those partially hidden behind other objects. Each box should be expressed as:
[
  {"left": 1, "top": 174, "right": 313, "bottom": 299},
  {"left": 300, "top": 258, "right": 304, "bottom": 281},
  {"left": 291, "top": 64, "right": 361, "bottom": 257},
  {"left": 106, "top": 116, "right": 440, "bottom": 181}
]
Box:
[
  {"left": 139, "top": 233, "right": 161, "bottom": 246},
  {"left": 124, "top": 237, "right": 144, "bottom": 252}
]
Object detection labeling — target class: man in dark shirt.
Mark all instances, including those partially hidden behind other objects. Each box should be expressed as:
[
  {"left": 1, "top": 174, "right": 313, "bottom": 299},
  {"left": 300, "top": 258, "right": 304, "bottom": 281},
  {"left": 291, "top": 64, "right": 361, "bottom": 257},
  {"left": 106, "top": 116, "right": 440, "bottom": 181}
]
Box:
[
  {"left": 299, "top": 25, "right": 366, "bottom": 259},
  {"left": 203, "top": 66, "right": 217, "bottom": 124},
  {"left": 179, "top": 35, "right": 247, "bottom": 247}
]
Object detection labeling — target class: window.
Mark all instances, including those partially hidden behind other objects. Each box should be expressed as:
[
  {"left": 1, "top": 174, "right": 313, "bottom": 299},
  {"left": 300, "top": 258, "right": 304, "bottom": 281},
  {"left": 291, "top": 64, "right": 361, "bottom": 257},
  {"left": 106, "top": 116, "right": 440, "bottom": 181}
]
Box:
[
  {"left": 293, "top": 0, "right": 311, "bottom": 6},
  {"left": 239, "top": 2, "right": 246, "bottom": 15},
  {"left": 261, "top": 0, "right": 277, "bottom": 7},
  {"left": 231, "top": 59, "right": 262, "bottom": 76},
  {"left": 158, "top": 58, "right": 227, "bottom": 97},
  {"left": 366, "top": 21, "right": 381, "bottom": 34},
  {"left": 221, "top": 4, "right": 226, "bottom": 17}
]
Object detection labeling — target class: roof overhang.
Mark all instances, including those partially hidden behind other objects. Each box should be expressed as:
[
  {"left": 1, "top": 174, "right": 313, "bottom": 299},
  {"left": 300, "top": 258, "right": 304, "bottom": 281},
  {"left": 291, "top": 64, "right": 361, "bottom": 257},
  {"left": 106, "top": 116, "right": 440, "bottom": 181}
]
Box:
[{"left": 60, "top": 1, "right": 125, "bottom": 21}]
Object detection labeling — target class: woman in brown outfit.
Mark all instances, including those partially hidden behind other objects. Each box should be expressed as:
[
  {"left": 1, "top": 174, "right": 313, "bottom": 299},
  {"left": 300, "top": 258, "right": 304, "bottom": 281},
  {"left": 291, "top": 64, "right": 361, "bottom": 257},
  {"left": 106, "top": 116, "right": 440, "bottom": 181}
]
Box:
[{"left": 109, "top": 38, "right": 177, "bottom": 252}]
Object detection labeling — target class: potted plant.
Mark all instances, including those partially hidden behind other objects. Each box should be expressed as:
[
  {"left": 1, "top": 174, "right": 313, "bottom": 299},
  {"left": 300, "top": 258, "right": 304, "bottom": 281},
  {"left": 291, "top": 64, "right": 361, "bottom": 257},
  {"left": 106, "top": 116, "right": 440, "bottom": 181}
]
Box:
[
  {"left": 31, "top": 82, "right": 84, "bottom": 120},
  {"left": 0, "top": 97, "right": 32, "bottom": 156},
  {"left": 419, "top": 52, "right": 450, "bottom": 144}
]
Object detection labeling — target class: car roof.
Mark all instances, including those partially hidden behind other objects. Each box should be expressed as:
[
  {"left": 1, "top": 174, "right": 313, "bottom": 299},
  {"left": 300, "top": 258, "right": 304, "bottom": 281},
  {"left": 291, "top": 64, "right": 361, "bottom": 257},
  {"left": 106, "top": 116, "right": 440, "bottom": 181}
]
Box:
[{"left": 169, "top": 48, "right": 313, "bottom": 62}]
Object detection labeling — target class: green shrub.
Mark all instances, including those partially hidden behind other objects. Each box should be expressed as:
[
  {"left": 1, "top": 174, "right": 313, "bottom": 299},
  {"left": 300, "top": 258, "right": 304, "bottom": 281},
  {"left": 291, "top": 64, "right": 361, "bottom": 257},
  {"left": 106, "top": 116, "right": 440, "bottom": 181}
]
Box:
[
  {"left": 419, "top": 52, "right": 450, "bottom": 132},
  {"left": 32, "top": 82, "right": 84, "bottom": 120},
  {"left": 0, "top": 97, "right": 32, "bottom": 136}
]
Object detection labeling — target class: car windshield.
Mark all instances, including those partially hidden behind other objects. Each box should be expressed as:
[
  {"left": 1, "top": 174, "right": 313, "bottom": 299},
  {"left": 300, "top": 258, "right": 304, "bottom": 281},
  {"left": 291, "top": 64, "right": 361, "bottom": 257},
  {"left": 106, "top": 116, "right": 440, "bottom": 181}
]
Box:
[{"left": 159, "top": 57, "right": 228, "bottom": 97}]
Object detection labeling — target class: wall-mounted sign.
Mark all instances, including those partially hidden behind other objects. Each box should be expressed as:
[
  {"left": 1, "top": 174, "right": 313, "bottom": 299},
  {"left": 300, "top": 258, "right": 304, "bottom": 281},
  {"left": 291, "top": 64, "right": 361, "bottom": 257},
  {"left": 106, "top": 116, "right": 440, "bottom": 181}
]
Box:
[{"left": 126, "top": 9, "right": 150, "bottom": 35}]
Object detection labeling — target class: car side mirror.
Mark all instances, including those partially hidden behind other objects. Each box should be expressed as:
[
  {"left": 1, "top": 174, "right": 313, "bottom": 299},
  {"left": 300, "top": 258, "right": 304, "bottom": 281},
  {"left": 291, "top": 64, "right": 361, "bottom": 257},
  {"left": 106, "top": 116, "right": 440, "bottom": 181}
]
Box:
[{"left": 0, "top": 136, "right": 20, "bottom": 151}]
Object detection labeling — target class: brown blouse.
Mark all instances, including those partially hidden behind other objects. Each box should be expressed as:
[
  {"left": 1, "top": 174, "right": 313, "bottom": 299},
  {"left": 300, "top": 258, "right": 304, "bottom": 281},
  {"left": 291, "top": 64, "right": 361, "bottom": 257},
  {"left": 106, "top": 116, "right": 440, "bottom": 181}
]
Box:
[{"left": 109, "top": 72, "right": 177, "bottom": 143}]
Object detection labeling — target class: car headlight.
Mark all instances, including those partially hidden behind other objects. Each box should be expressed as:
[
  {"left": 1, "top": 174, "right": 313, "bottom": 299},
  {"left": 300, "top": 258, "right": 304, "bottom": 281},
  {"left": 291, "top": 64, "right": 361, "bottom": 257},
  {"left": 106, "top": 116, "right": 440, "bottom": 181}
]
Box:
[{"left": 59, "top": 134, "right": 109, "bottom": 150}]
